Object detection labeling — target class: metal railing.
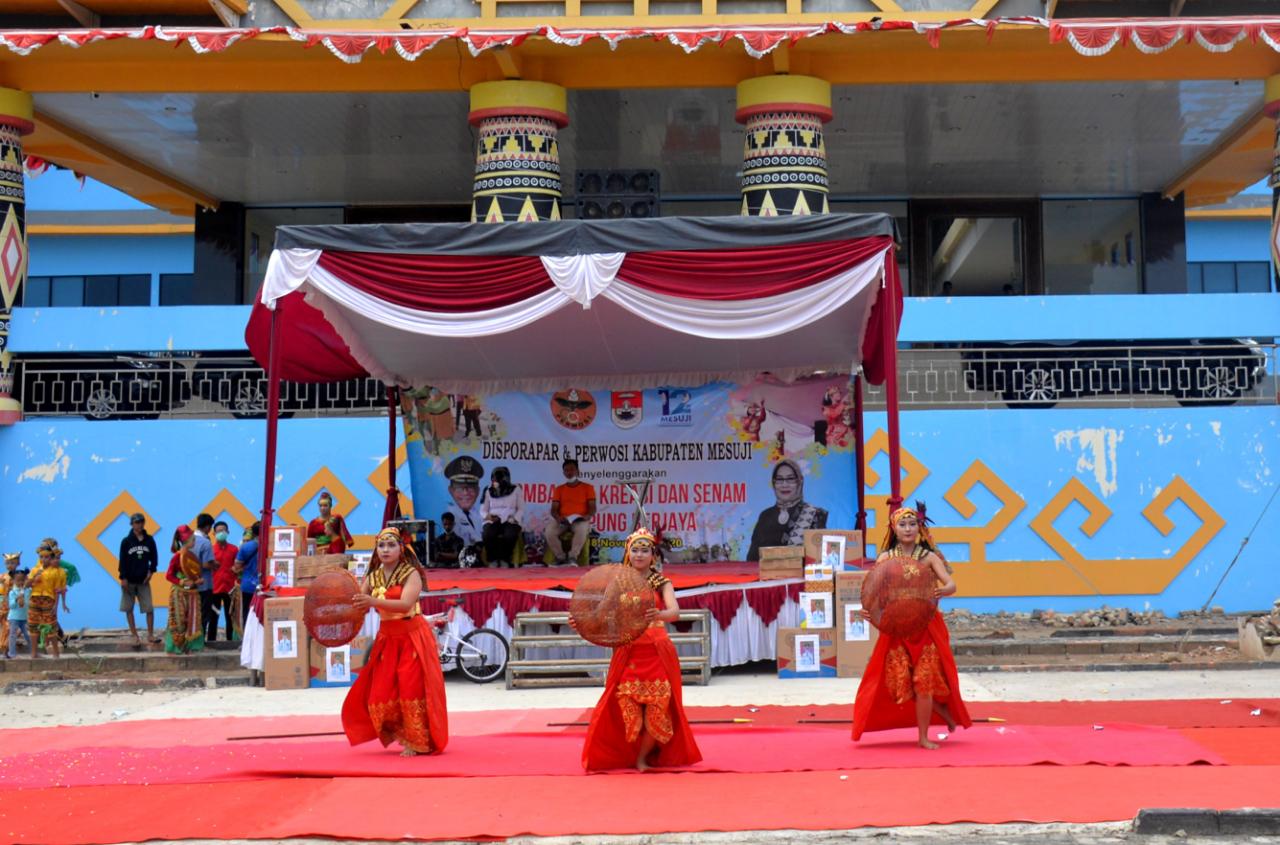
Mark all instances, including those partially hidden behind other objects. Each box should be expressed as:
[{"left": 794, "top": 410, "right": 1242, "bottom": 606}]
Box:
[{"left": 9, "top": 341, "right": 1277, "bottom": 419}]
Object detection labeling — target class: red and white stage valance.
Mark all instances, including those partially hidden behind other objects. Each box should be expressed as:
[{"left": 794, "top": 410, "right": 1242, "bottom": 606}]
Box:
[
  {"left": 3, "top": 18, "right": 1280, "bottom": 62},
  {"left": 247, "top": 214, "right": 900, "bottom": 393}
]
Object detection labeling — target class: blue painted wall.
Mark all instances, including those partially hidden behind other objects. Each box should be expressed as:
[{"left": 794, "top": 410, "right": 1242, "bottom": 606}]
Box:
[
  {"left": 28, "top": 235, "right": 193, "bottom": 279},
  {"left": 1186, "top": 220, "right": 1273, "bottom": 263},
  {"left": 1, "top": 407, "right": 1274, "bottom": 629}
]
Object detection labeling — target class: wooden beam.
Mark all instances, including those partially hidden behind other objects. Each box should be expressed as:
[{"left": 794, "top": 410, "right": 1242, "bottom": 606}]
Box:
[
  {"left": 207, "top": 0, "right": 240, "bottom": 28},
  {"left": 968, "top": 0, "right": 999, "bottom": 17},
  {"left": 220, "top": 0, "right": 249, "bottom": 12},
  {"left": 380, "top": 0, "right": 421, "bottom": 19},
  {"left": 56, "top": 0, "right": 99, "bottom": 28},
  {"left": 1170, "top": 0, "right": 1188, "bottom": 16},
  {"left": 492, "top": 47, "right": 521, "bottom": 79},
  {"left": 1045, "top": 0, "right": 1060, "bottom": 17}
]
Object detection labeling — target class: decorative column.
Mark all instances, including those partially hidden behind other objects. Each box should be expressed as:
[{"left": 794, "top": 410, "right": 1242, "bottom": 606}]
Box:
[
  {"left": 1266, "top": 74, "right": 1280, "bottom": 287},
  {"left": 0, "top": 88, "right": 33, "bottom": 426},
  {"left": 735, "top": 75, "right": 832, "bottom": 217},
  {"left": 468, "top": 81, "right": 568, "bottom": 223}
]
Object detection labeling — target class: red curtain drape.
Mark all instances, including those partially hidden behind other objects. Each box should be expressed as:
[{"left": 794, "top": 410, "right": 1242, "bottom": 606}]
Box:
[
  {"left": 245, "top": 291, "right": 365, "bottom": 383},
  {"left": 616, "top": 236, "right": 893, "bottom": 300},
  {"left": 317, "top": 251, "right": 552, "bottom": 311},
  {"left": 860, "top": 251, "right": 904, "bottom": 386}
]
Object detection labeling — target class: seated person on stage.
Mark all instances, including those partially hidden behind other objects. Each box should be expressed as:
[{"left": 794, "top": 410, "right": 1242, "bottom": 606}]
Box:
[
  {"left": 308, "top": 491, "right": 355, "bottom": 554},
  {"left": 571, "top": 528, "right": 702, "bottom": 771},
  {"left": 432, "top": 513, "right": 465, "bottom": 567},
  {"left": 543, "top": 458, "right": 596, "bottom": 565}
]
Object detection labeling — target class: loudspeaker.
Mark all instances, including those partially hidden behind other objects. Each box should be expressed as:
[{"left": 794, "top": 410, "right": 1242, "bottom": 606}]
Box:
[{"left": 574, "top": 169, "right": 660, "bottom": 220}]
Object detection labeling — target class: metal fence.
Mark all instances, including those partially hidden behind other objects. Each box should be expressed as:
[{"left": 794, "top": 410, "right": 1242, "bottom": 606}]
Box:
[{"left": 9, "top": 341, "right": 1278, "bottom": 419}]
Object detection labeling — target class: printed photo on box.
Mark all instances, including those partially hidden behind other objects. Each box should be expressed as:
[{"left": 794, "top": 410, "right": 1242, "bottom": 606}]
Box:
[
  {"left": 804, "top": 562, "right": 834, "bottom": 579},
  {"left": 349, "top": 554, "right": 371, "bottom": 580},
  {"left": 271, "top": 558, "right": 294, "bottom": 588},
  {"left": 795, "top": 634, "right": 820, "bottom": 672},
  {"left": 273, "top": 527, "right": 296, "bottom": 555},
  {"left": 844, "top": 603, "right": 870, "bottom": 641},
  {"left": 799, "top": 592, "right": 831, "bottom": 628},
  {"left": 821, "top": 535, "right": 846, "bottom": 569},
  {"left": 273, "top": 621, "right": 298, "bottom": 659},
  {"left": 307, "top": 540, "right": 318, "bottom": 556},
  {"left": 326, "top": 645, "right": 351, "bottom": 683}
]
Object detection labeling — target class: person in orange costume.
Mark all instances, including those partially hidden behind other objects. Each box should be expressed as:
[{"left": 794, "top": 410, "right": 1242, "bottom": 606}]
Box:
[
  {"left": 575, "top": 528, "right": 702, "bottom": 772},
  {"left": 342, "top": 526, "right": 448, "bottom": 757},
  {"left": 852, "top": 504, "right": 972, "bottom": 749}
]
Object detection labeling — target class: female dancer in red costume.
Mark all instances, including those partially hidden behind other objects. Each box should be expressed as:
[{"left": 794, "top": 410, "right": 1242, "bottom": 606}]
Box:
[
  {"left": 342, "top": 527, "right": 448, "bottom": 756},
  {"left": 576, "top": 528, "right": 702, "bottom": 771},
  {"left": 852, "top": 505, "right": 972, "bottom": 749}
]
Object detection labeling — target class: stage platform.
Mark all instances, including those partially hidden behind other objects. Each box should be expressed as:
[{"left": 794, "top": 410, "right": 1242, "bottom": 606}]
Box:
[{"left": 2, "top": 700, "right": 1277, "bottom": 844}]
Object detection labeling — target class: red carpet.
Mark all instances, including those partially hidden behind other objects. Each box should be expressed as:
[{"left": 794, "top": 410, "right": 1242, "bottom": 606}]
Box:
[
  {"left": 0, "top": 723, "right": 1222, "bottom": 789},
  {"left": 1, "top": 700, "right": 1274, "bottom": 844},
  {"left": 3, "top": 767, "right": 1278, "bottom": 845}
]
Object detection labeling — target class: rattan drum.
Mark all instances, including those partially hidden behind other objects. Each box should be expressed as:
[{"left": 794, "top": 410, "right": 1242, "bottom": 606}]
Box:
[
  {"left": 303, "top": 569, "right": 365, "bottom": 647},
  {"left": 569, "top": 564, "right": 654, "bottom": 647},
  {"left": 860, "top": 554, "right": 938, "bottom": 639}
]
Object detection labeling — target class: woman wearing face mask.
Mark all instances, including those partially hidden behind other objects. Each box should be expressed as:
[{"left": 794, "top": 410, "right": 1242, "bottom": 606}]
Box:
[
  {"left": 480, "top": 466, "right": 524, "bottom": 567},
  {"left": 746, "top": 459, "right": 829, "bottom": 561},
  {"left": 342, "top": 527, "right": 448, "bottom": 756},
  {"left": 211, "top": 522, "right": 242, "bottom": 643}
]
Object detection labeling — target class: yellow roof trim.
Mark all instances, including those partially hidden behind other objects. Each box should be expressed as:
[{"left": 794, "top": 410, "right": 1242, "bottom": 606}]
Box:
[
  {"left": 27, "top": 222, "right": 195, "bottom": 235},
  {"left": 1184, "top": 207, "right": 1272, "bottom": 220},
  {"left": 25, "top": 111, "right": 211, "bottom": 216},
  {"left": 1163, "top": 110, "right": 1275, "bottom": 208}
]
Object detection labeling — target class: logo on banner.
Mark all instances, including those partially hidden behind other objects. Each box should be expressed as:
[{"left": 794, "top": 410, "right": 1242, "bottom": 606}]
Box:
[
  {"left": 611, "top": 390, "right": 643, "bottom": 430},
  {"left": 658, "top": 388, "right": 693, "bottom": 427},
  {"left": 550, "top": 388, "right": 597, "bottom": 430}
]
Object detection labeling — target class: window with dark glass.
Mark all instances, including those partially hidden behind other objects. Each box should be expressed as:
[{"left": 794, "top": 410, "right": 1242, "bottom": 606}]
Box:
[
  {"left": 908, "top": 200, "right": 1040, "bottom": 297},
  {"left": 1042, "top": 200, "right": 1142, "bottom": 295},
  {"left": 1187, "top": 261, "right": 1274, "bottom": 294}
]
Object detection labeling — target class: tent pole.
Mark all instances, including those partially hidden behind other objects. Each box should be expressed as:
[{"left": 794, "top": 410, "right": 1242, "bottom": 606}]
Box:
[
  {"left": 881, "top": 253, "right": 903, "bottom": 516},
  {"left": 382, "top": 386, "right": 402, "bottom": 527},
  {"left": 259, "top": 306, "right": 284, "bottom": 587},
  {"left": 852, "top": 371, "right": 867, "bottom": 560}
]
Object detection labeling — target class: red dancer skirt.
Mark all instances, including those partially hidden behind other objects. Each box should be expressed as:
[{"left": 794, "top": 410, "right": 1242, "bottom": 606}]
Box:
[
  {"left": 342, "top": 615, "right": 449, "bottom": 754},
  {"left": 852, "top": 611, "right": 972, "bottom": 740},
  {"left": 582, "top": 624, "right": 702, "bottom": 771}
]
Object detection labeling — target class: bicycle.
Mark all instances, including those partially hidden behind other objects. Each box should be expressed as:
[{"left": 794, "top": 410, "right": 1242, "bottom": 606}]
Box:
[{"left": 425, "top": 598, "right": 509, "bottom": 684}]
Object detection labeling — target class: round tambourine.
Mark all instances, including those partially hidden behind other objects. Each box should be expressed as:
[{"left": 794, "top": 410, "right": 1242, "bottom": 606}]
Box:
[
  {"left": 569, "top": 564, "right": 654, "bottom": 647},
  {"left": 860, "top": 554, "right": 938, "bottom": 639},
  {"left": 303, "top": 569, "right": 365, "bottom": 647}
]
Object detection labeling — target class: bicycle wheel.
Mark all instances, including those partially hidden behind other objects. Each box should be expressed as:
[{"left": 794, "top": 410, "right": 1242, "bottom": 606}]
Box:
[{"left": 455, "top": 627, "right": 509, "bottom": 684}]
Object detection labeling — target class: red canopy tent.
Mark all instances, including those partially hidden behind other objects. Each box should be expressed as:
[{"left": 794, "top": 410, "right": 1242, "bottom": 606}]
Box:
[{"left": 245, "top": 213, "right": 905, "bottom": 567}]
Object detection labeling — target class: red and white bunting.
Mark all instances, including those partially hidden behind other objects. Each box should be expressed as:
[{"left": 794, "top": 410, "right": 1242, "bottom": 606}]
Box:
[{"left": 3, "top": 17, "right": 1280, "bottom": 61}]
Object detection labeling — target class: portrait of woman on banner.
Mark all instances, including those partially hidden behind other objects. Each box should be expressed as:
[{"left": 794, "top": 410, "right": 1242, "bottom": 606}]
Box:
[{"left": 746, "top": 459, "right": 828, "bottom": 561}]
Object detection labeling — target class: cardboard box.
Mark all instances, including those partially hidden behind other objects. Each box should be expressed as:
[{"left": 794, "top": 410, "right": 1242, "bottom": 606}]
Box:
[
  {"left": 758, "top": 546, "right": 804, "bottom": 581},
  {"left": 269, "top": 524, "right": 306, "bottom": 558},
  {"left": 295, "top": 553, "right": 350, "bottom": 586},
  {"left": 798, "top": 591, "right": 835, "bottom": 629},
  {"left": 803, "top": 529, "right": 865, "bottom": 569},
  {"left": 263, "top": 597, "right": 310, "bottom": 690},
  {"left": 308, "top": 634, "right": 373, "bottom": 688},
  {"left": 804, "top": 563, "right": 834, "bottom": 580},
  {"left": 777, "top": 627, "right": 837, "bottom": 678},
  {"left": 835, "top": 571, "right": 868, "bottom": 605},
  {"left": 836, "top": 600, "right": 880, "bottom": 678},
  {"left": 803, "top": 578, "right": 834, "bottom": 594}
]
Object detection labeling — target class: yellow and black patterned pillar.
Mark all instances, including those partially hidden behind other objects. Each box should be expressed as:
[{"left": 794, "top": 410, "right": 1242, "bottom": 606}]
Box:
[
  {"left": 0, "top": 88, "right": 33, "bottom": 425},
  {"left": 735, "top": 76, "right": 832, "bottom": 217},
  {"left": 468, "top": 81, "right": 568, "bottom": 223}
]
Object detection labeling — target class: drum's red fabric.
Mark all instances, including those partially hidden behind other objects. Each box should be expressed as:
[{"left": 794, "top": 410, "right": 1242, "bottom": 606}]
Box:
[
  {"left": 860, "top": 555, "right": 938, "bottom": 639},
  {"left": 569, "top": 565, "right": 654, "bottom": 647},
  {"left": 303, "top": 570, "right": 364, "bottom": 646}
]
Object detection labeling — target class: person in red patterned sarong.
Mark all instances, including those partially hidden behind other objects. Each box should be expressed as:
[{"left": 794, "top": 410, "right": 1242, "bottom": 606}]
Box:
[
  {"left": 852, "top": 505, "right": 972, "bottom": 749},
  {"left": 341, "top": 526, "right": 448, "bottom": 757},
  {"left": 575, "top": 528, "right": 702, "bottom": 772}
]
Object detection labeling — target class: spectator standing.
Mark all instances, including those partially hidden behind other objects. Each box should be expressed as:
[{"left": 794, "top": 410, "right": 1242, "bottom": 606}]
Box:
[
  {"left": 0, "top": 552, "right": 18, "bottom": 655},
  {"left": 117, "top": 514, "right": 159, "bottom": 646},
  {"left": 193, "top": 513, "right": 218, "bottom": 642},
  {"left": 235, "top": 522, "right": 260, "bottom": 625},
  {"left": 7, "top": 569, "right": 30, "bottom": 659},
  {"left": 28, "top": 542, "right": 69, "bottom": 658},
  {"left": 211, "top": 521, "right": 241, "bottom": 642},
  {"left": 308, "top": 491, "right": 355, "bottom": 554}
]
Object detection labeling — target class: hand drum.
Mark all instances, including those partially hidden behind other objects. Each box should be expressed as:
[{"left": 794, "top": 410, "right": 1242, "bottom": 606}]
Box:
[
  {"left": 860, "top": 554, "right": 938, "bottom": 639},
  {"left": 303, "top": 569, "right": 365, "bottom": 647},
  {"left": 569, "top": 564, "right": 654, "bottom": 647}
]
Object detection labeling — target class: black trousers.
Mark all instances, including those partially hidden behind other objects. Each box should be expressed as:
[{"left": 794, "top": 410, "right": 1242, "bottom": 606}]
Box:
[
  {"left": 211, "top": 593, "right": 234, "bottom": 639},
  {"left": 482, "top": 521, "right": 520, "bottom": 564},
  {"left": 199, "top": 590, "right": 218, "bottom": 641},
  {"left": 241, "top": 591, "right": 254, "bottom": 625}
]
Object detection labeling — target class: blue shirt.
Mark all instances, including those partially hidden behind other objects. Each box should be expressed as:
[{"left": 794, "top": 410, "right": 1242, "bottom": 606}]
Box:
[
  {"left": 8, "top": 587, "right": 29, "bottom": 622},
  {"left": 236, "top": 539, "right": 260, "bottom": 593},
  {"left": 193, "top": 532, "right": 215, "bottom": 592}
]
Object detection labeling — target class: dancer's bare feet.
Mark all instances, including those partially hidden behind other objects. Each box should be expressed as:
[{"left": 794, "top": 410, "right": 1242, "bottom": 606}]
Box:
[
  {"left": 918, "top": 738, "right": 940, "bottom": 750},
  {"left": 400, "top": 748, "right": 419, "bottom": 757},
  {"left": 635, "top": 756, "right": 652, "bottom": 772}
]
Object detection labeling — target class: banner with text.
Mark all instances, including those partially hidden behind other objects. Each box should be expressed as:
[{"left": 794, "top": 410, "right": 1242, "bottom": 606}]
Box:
[{"left": 401, "top": 375, "right": 860, "bottom": 563}]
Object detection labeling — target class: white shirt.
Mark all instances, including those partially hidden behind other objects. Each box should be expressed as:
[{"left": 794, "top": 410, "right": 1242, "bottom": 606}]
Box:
[{"left": 481, "top": 488, "right": 525, "bottom": 525}]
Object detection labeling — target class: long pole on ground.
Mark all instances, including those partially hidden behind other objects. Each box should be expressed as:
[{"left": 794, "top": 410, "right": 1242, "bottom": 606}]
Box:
[
  {"left": 259, "top": 307, "right": 283, "bottom": 587},
  {"left": 880, "top": 251, "right": 903, "bottom": 515}
]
